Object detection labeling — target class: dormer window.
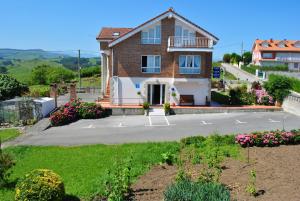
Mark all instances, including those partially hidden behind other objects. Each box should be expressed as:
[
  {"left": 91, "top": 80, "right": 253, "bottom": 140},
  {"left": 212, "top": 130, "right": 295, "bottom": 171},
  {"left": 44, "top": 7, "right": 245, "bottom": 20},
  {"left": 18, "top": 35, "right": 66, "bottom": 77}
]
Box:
[
  {"left": 294, "top": 41, "right": 300, "bottom": 48},
  {"left": 278, "top": 41, "right": 286, "bottom": 48},
  {"left": 141, "top": 24, "right": 161, "bottom": 44},
  {"left": 112, "top": 32, "right": 120, "bottom": 37},
  {"left": 261, "top": 41, "right": 269, "bottom": 48}
]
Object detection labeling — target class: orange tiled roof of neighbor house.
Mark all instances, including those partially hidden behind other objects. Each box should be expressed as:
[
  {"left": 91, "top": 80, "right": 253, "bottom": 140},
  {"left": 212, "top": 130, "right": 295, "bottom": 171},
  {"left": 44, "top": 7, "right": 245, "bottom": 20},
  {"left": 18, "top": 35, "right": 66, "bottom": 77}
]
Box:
[
  {"left": 254, "top": 39, "right": 300, "bottom": 52},
  {"left": 96, "top": 27, "right": 133, "bottom": 40}
]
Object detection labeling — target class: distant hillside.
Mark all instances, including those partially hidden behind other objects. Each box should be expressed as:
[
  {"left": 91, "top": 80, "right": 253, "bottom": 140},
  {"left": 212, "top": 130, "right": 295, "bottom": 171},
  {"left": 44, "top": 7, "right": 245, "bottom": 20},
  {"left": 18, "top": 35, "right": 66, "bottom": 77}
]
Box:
[{"left": 0, "top": 48, "right": 69, "bottom": 60}]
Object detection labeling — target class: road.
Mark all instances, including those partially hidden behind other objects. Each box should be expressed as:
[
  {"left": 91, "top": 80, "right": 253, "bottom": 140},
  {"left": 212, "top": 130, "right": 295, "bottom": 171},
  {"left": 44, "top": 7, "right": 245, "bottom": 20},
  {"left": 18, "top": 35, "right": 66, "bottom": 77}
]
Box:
[
  {"left": 14, "top": 111, "right": 300, "bottom": 146},
  {"left": 222, "top": 63, "right": 259, "bottom": 83}
]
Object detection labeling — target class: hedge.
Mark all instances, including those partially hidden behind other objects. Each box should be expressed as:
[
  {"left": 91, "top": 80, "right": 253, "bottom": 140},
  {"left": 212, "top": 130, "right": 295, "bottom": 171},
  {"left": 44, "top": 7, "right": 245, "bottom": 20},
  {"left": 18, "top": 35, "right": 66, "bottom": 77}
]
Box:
[
  {"left": 211, "top": 91, "right": 230, "bottom": 105},
  {"left": 241, "top": 65, "right": 288, "bottom": 75}
]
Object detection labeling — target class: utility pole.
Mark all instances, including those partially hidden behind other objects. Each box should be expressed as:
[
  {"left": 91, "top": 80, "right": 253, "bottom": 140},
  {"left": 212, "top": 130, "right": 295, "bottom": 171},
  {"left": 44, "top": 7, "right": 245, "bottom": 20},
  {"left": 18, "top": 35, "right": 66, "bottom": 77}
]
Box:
[{"left": 78, "top": 49, "right": 81, "bottom": 89}]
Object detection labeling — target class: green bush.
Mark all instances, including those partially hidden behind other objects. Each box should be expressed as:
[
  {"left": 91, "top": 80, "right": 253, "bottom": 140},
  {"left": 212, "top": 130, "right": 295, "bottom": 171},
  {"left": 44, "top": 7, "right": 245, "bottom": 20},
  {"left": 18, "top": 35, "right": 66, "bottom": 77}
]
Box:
[
  {"left": 31, "top": 65, "right": 48, "bottom": 85},
  {"left": 29, "top": 85, "right": 50, "bottom": 97},
  {"left": 0, "top": 74, "right": 29, "bottom": 100},
  {"left": 15, "top": 169, "right": 65, "bottom": 201},
  {"left": 77, "top": 102, "right": 104, "bottom": 119},
  {"left": 229, "top": 85, "right": 255, "bottom": 105},
  {"left": 241, "top": 65, "right": 288, "bottom": 75},
  {"left": 164, "top": 179, "right": 230, "bottom": 201},
  {"left": 264, "top": 74, "right": 292, "bottom": 102},
  {"left": 161, "top": 152, "right": 176, "bottom": 165},
  {"left": 211, "top": 91, "right": 230, "bottom": 105},
  {"left": 142, "top": 102, "right": 150, "bottom": 110},
  {"left": 47, "top": 67, "right": 75, "bottom": 84},
  {"left": 0, "top": 141, "right": 15, "bottom": 187},
  {"left": 163, "top": 102, "right": 171, "bottom": 114},
  {"left": 81, "top": 66, "right": 100, "bottom": 77}
]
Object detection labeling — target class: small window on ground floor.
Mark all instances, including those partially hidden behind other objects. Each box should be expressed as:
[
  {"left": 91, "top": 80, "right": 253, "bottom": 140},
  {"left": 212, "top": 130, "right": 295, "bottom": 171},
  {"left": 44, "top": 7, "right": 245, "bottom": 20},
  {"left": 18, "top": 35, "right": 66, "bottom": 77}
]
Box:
[
  {"left": 141, "top": 55, "right": 161, "bottom": 73},
  {"left": 294, "top": 63, "right": 299, "bottom": 69}
]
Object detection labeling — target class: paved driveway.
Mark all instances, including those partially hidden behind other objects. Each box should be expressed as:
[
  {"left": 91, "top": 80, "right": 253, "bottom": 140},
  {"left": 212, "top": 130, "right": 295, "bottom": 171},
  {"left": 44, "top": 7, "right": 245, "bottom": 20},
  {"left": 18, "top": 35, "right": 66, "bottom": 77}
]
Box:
[
  {"left": 15, "top": 111, "right": 300, "bottom": 146},
  {"left": 222, "top": 63, "right": 259, "bottom": 83}
]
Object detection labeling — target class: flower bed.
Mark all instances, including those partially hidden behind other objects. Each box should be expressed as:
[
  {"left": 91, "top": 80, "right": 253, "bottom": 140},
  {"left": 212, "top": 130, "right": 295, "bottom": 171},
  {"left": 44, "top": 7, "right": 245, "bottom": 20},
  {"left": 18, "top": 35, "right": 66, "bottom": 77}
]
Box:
[
  {"left": 236, "top": 129, "right": 300, "bottom": 147},
  {"left": 50, "top": 99, "right": 106, "bottom": 126}
]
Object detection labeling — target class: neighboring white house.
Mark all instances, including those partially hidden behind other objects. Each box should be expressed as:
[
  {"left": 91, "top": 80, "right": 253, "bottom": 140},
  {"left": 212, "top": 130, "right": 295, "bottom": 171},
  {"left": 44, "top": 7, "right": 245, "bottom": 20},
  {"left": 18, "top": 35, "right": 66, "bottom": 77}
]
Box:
[{"left": 252, "top": 39, "right": 300, "bottom": 71}]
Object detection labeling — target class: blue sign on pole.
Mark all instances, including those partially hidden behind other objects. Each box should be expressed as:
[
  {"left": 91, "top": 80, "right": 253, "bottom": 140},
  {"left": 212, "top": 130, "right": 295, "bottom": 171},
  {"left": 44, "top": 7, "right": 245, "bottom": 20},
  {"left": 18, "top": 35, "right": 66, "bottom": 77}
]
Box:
[{"left": 213, "top": 66, "right": 221, "bottom": 78}]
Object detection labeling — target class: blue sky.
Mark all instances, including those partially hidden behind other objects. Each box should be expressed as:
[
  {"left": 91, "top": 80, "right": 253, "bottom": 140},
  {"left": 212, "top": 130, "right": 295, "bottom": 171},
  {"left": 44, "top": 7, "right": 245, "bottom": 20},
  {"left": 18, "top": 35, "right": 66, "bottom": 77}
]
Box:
[{"left": 1, "top": 0, "right": 299, "bottom": 60}]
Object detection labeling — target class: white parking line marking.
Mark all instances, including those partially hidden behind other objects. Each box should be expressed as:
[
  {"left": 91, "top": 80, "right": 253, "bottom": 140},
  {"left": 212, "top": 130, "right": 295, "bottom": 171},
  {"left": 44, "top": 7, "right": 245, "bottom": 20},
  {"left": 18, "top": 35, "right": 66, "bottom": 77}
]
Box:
[
  {"left": 236, "top": 120, "right": 247, "bottom": 124},
  {"left": 269, "top": 118, "right": 280, "bottom": 123},
  {"left": 82, "top": 124, "right": 95, "bottom": 129},
  {"left": 164, "top": 116, "right": 170, "bottom": 126},
  {"left": 201, "top": 120, "right": 213, "bottom": 125},
  {"left": 148, "top": 116, "right": 152, "bottom": 126}
]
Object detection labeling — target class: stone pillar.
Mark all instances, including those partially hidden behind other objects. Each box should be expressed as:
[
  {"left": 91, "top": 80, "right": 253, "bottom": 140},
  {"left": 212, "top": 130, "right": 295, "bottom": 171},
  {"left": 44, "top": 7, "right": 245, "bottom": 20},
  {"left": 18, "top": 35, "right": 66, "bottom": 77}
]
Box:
[
  {"left": 70, "top": 83, "right": 77, "bottom": 101},
  {"left": 50, "top": 84, "right": 58, "bottom": 108}
]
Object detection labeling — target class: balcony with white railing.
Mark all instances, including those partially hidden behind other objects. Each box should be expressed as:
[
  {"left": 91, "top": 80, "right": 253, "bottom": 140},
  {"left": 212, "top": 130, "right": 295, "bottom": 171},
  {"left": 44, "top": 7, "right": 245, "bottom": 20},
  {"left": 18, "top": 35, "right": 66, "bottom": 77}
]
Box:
[{"left": 167, "top": 36, "right": 213, "bottom": 52}]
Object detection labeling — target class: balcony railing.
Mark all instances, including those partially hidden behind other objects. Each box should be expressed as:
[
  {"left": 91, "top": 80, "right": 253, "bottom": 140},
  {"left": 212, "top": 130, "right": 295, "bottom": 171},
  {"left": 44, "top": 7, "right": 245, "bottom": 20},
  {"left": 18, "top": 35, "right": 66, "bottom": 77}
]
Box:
[
  {"left": 276, "top": 57, "right": 300, "bottom": 62},
  {"left": 168, "top": 36, "right": 213, "bottom": 49}
]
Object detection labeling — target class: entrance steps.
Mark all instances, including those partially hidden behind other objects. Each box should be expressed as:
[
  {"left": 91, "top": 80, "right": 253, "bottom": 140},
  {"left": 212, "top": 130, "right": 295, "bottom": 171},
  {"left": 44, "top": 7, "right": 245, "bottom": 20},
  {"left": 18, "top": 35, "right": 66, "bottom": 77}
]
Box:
[{"left": 149, "top": 108, "right": 165, "bottom": 116}]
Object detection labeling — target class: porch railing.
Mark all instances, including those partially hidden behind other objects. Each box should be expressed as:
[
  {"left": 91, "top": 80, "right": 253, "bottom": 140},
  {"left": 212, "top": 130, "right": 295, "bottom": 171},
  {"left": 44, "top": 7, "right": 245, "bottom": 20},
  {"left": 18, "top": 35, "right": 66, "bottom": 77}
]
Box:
[{"left": 168, "top": 36, "right": 213, "bottom": 48}]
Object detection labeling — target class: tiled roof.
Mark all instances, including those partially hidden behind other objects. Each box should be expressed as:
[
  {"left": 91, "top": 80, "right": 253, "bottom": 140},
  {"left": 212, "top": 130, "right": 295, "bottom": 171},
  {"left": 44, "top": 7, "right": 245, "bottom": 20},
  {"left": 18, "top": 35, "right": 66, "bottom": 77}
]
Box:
[
  {"left": 254, "top": 39, "right": 300, "bottom": 52},
  {"left": 96, "top": 27, "right": 133, "bottom": 40}
]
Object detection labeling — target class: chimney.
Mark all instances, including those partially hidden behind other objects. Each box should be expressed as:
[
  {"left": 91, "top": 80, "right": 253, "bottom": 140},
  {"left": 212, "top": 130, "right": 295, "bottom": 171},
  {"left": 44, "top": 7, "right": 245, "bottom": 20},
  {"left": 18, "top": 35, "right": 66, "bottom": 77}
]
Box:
[{"left": 270, "top": 38, "right": 273, "bottom": 42}]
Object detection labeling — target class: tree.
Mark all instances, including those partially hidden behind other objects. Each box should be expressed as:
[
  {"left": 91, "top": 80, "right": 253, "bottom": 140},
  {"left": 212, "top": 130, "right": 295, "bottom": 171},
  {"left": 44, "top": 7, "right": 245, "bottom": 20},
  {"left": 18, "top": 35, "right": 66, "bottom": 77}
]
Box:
[
  {"left": 31, "top": 65, "right": 48, "bottom": 85},
  {"left": 47, "top": 67, "right": 75, "bottom": 84},
  {"left": 0, "top": 74, "right": 29, "bottom": 100},
  {"left": 264, "top": 74, "right": 292, "bottom": 103},
  {"left": 242, "top": 52, "right": 252, "bottom": 65},
  {"left": 230, "top": 53, "right": 242, "bottom": 64},
  {"left": 0, "top": 67, "right": 7, "bottom": 74},
  {"left": 223, "top": 54, "right": 231, "bottom": 63}
]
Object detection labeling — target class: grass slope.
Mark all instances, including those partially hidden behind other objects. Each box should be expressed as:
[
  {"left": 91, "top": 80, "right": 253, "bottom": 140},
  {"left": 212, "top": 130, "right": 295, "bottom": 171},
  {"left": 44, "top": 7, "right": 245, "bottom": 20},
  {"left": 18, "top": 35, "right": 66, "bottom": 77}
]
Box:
[
  {"left": 0, "top": 129, "right": 21, "bottom": 142},
  {"left": 0, "top": 142, "right": 179, "bottom": 200},
  {"left": 7, "top": 59, "right": 64, "bottom": 84}
]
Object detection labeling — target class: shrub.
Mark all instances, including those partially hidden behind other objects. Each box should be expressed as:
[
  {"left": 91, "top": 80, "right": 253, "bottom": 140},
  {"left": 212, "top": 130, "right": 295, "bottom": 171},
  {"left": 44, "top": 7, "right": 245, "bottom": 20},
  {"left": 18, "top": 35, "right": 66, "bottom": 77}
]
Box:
[
  {"left": 164, "top": 179, "right": 230, "bottom": 201},
  {"left": 229, "top": 85, "right": 255, "bottom": 105},
  {"left": 31, "top": 65, "right": 48, "bottom": 85},
  {"left": 264, "top": 74, "right": 292, "bottom": 103},
  {"left": 222, "top": 54, "right": 231, "bottom": 63},
  {"left": 49, "top": 99, "right": 106, "bottom": 126},
  {"left": 163, "top": 102, "right": 171, "bottom": 114},
  {"left": 236, "top": 130, "right": 300, "bottom": 147},
  {"left": 29, "top": 85, "right": 50, "bottom": 97},
  {"left": 15, "top": 169, "right": 65, "bottom": 201},
  {"left": 161, "top": 152, "right": 176, "bottom": 165},
  {"left": 246, "top": 170, "right": 257, "bottom": 196},
  {"left": 81, "top": 66, "right": 100, "bottom": 77},
  {"left": 0, "top": 74, "right": 29, "bottom": 100},
  {"left": 102, "top": 157, "right": 133, "bottom": 201},
  {"left": 142, "top": 102, "right": 150, "bottom": 110},
  {"left": 47, "top": 67, "right": 75, "bottom": 84},
  {"left": 0, "top": 140, "right": 15, "bottom": 187},
  {"left": 77, "top": 102, "right": 104, "bottom": 119},
  {"left": 211, "top": 91, "right": 230, "bottom": 105}
]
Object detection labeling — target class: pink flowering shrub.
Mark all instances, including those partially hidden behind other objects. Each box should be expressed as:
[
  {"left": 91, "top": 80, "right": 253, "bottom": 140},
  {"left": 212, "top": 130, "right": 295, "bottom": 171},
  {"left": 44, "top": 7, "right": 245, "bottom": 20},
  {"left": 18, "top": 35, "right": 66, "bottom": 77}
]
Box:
[
  {"left": 253, "top": 89, "right": 274, "bottom": 105},
  {"left": 50, "top": 99, "right": 106, "bottom": 126},
  {"left": 236, "top": 129, "right": 300, "bottom": 147}
]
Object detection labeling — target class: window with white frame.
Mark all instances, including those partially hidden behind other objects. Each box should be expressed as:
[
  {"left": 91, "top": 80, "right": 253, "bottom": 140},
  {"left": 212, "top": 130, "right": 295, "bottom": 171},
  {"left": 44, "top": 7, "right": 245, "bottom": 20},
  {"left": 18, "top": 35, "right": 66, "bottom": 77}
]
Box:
[
  {"left": 179, "top": 55, "right": 201, "bottom": 74},
  {"left": 294, "top": 63, "right": 299, "bottom": 69},
  {"left": 262, "top": 52, "right": 274, "bottom": 59},
  {"left": 141, "top": 25, "right": 161, "bottom": 44},
  {"left": 141, "top": 55, "right": 161, "bottom": 73}
]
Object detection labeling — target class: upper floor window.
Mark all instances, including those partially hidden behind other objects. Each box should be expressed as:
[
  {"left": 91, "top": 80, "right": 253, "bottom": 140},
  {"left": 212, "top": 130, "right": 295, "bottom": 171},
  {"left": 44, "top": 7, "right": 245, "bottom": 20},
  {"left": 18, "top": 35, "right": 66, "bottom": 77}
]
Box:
[
  {"left": 278, "top": 41, "right": 286, "bottom": 48},
  {"left": 141, "top": 55, "right": 161, "bottom": 73},
  {"left": 179, "top": 55, "right": 201, "bottom": 74},
  {"left": 141, "top": 25, "right": 161, "bottom": 44},
  {"left": 262, "top": 52, "right": 274, "bottom": 59}
]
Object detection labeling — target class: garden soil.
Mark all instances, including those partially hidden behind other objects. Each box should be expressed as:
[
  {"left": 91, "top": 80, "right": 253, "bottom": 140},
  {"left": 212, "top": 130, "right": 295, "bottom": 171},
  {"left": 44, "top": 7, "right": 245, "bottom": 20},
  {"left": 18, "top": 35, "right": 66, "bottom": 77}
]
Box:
[{"left": 130, "top": 145, "right": 300, "bottom": 201}]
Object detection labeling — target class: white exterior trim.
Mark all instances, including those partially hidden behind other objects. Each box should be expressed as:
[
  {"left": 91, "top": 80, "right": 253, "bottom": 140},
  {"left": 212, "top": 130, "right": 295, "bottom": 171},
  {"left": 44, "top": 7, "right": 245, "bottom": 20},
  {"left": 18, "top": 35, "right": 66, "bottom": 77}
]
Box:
[
  {"left": 108, "top": 11, "right": 218, "bottom": 47},
  {"left": 167, "top": 47, "right": 213, "bottom": 52}
]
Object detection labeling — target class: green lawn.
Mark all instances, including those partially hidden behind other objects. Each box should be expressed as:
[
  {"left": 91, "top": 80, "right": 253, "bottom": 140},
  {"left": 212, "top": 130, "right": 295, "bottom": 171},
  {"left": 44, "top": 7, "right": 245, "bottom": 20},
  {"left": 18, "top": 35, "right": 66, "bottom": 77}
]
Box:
[
  {"left": 0, "top": 129, "right": 21, "bottom": 142},
  {"left": 224, "top": 71, "right": 237, "bottom": 80},
  {"left": 76, "top": 76, "right": 101, "bottom": 88},
  {"left": 0, "top": 142, "right": 179, "bottom": 200}
]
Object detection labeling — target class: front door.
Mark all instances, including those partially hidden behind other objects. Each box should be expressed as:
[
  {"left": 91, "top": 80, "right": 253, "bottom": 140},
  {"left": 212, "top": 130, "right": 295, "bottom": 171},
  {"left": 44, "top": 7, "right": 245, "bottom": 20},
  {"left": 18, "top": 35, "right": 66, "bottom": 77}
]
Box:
[{"left": 147, "top": 84, "right": 165, "bottom": 105}]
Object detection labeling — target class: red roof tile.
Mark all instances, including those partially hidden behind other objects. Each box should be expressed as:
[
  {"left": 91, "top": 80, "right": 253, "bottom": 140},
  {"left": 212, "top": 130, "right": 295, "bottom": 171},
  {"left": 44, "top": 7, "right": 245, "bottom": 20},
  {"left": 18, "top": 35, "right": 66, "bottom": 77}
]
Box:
[
  {"left": 96, "top": 27, "right": 133, "bottom": 40},
  {"left": 254, "top": 39, "right": 300, "bottom": 52}
]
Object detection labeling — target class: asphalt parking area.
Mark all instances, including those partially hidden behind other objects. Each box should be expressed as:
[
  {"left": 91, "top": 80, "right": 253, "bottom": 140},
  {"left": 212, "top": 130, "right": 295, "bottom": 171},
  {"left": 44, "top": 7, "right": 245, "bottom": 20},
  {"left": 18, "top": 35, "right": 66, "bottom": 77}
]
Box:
[{"left": 15, "top": 111, "right": 300, "bottom": 146}]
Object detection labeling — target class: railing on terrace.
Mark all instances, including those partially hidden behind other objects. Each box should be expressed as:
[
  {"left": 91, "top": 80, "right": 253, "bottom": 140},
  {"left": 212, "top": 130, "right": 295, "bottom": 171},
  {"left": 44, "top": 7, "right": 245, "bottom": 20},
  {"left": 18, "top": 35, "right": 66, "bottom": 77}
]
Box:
[
  {"left": 276, "top": 57, "right": 300, "bottom": 62},
  {"left": 168, "top": 36, "right": 213, "bottom": 48}
]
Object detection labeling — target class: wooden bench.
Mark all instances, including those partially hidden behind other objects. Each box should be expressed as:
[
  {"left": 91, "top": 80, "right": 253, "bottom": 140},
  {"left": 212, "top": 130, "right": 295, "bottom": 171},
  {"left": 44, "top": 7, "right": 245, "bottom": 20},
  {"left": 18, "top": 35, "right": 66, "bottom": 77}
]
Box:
[{"left": 179, "top": 95, "right": 195, "bottom": 106}]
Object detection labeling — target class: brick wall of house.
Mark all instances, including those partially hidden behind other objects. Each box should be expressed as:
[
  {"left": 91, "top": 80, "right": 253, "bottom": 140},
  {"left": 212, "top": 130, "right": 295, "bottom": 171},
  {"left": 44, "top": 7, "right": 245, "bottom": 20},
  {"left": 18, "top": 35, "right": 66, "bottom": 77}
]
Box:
[{"left": 108, "top": 17, "right": 212, "bottom": 79}]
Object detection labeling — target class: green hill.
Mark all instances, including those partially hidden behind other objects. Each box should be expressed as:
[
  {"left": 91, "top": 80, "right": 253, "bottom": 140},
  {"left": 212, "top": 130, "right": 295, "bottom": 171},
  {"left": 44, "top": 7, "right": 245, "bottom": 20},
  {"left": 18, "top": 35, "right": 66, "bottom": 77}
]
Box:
[
  {"left": 7, "top": 59, "right": 65, "bottom": 84},
  {"left": 0, "top": 48, "right": 69, "bottom": 60}
]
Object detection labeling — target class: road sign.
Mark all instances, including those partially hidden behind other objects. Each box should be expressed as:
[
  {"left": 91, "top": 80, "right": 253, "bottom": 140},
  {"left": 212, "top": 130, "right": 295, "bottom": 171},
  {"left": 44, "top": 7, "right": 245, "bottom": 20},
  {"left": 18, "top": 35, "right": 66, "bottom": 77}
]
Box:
[{"left": 213, "top": 66, "right": 221, "bottom": 78}]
